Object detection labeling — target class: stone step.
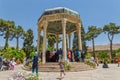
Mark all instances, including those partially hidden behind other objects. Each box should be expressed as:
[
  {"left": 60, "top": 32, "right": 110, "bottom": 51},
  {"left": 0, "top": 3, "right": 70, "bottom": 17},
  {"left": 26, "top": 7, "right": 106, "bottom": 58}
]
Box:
[
  {"left": 38, "top": 62, "right": 94, "bottom": 72},
  {"left": 22, "top": 62, "right": 95, "bottom": 72}
]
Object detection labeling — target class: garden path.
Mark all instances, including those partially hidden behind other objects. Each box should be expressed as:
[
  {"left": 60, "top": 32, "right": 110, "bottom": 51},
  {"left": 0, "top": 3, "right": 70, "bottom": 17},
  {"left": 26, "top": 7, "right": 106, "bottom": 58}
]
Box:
[{"left": 0, "top": 64, "right": 120, "bottom": 80}]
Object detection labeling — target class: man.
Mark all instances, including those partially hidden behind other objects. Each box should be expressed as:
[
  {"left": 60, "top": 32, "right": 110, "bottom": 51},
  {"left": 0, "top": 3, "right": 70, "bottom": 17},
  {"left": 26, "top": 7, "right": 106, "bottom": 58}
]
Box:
[
  {"left": 118, "top": 57, "right": 120, "bottom": 67},
  {"left": 32, "top": 50, "right": 38, "bottom": 76}
]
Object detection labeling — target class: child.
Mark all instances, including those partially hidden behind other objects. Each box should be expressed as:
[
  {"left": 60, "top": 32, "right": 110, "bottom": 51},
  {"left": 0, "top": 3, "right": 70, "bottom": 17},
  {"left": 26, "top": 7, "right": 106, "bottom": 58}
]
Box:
[
  {"left": 10, "top": 58, "right": 16, "bottom": 70},
  {"left": 59, "top": 61, "right": 66, "bottom": 78}
]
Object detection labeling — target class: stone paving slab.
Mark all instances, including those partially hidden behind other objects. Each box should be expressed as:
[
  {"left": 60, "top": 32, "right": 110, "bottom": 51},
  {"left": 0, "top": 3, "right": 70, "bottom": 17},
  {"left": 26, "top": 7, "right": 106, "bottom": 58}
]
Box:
[{"left": 0, "top": 64, "right": 120, "bottom": 80}]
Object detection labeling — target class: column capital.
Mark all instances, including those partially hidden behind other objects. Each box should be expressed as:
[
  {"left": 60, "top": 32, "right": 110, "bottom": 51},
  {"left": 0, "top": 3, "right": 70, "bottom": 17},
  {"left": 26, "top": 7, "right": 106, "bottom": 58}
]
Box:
[
  {"left": 75, "top": 23, "right": 81, "bottom": 26},
  {"left": 75, "top": 23, "right": 81, "bottom": 33},
  {"left": 75, "top": 23, "right": 81, "bottom": 30},
  {"left": 55, "top": 34, "right": 59, "bottom": 38},
  {"left": 61, "top": 18, "right": 67, "bottom": 25},
  {"left": 38, "top": 27, "right": 42, "bottom": 33},
  {"left": 43, "top": 21, "right": 48, "bottom": 32}
]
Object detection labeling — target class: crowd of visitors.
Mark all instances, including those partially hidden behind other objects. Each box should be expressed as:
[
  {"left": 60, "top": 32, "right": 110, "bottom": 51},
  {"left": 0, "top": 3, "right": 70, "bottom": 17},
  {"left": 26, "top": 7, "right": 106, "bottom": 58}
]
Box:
[
  {"left": 0, "top": 57, "right": 16, "bottom": 71},
  {"left": 45, "top": 48, "right": 85, "bottom": 63}
]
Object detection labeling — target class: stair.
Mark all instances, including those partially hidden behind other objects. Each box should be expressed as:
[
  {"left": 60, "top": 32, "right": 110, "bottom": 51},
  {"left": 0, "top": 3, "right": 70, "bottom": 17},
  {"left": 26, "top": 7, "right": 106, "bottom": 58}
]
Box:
[
  {"left": 69, "top": 62, "right": 94, "bottom": 72},
  {"left": 39, "top": 62, "right": 94, "bottom": 72},
  {"left": 22, "top": 62, "right": 94, "bottom": 72},
  {"left": 39, "top": 62, "right": 60, "bottom": 72}
]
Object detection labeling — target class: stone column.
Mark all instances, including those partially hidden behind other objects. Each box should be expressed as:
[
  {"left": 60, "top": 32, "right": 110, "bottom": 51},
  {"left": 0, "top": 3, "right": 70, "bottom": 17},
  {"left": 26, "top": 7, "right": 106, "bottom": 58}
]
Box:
[
  {"left": 56, "top": 34, "right": 59, "bottom": 50},
  {"left": 37, "top": 27, "right": 41, "bottom": 55},
  {"left": 68, "top": 33, "right": 72, "bottom": 50},
  {"left": 62, "top": 18, "right": 67, "bottom": 61},
  {"left": 76, "top": 23, "right": 82, "bottom": 50},
  {"left": 42, "top": 21, "right": 48, "bottom": 64}
]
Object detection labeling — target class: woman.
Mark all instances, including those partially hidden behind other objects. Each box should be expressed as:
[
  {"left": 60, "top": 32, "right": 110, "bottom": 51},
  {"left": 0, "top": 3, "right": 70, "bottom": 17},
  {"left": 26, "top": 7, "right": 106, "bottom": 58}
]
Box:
[{"left": 32, "top": 51, "right": 38, "bottom": 76}]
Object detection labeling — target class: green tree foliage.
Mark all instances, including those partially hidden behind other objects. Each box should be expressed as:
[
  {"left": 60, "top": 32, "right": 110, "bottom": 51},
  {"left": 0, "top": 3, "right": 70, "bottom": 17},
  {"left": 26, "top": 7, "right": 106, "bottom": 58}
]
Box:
[
  {"left": 115, "top": 48, "right": 120, "bottom": 58},
  {"left": 98, "top": 51, "right": 109, "bottom": 62},
  {"left": 47, "top": 44, "right": 56, "bottom": 51},
  {"left": 73, "top": 32, "right": 78, "bottom": 51},
  {"left": 103, "top": 23, "right": 120, "bottom": 59},
  {"left": 85, "top": 26, "right": 102, "bottom": 58},
  {"left": 85, "top": 53, "right": 92, "bottom": 59},
  {"left": 30, "top": 51, "right": 34, "bottom": 59},
  {"left": 10, "top": 25, "right": 24, "bottom": 50},
  {"left": 0, "top": 19, "right": 15, "bottom": 49},
  {"left": 81, "top": 25, "right": 87, "bottom": 54},
  {"left": 47, "top": 34, "right": 55, "bottom": 48},
  {"left": 22, "top": 29, "right": 34, "bottom": 58},
  {"left": 47, "top": 34, "right": 62, "bottom": 50},
  {"left": 0, "top": 47, "right": 26, "bottom": 62}
]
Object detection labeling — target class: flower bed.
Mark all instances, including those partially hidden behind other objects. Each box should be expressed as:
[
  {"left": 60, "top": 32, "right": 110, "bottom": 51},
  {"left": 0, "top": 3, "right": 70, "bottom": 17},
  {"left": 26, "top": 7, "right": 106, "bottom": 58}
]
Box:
[{"left": 8, "top": 72, "right": 41, "bottom": 80}]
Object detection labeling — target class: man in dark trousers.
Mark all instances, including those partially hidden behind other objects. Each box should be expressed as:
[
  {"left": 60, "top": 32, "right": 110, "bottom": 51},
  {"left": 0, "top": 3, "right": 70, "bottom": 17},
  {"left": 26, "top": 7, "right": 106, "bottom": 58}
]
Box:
[{"left": 32, "top": 50, "right": 38, "bottom": 76}]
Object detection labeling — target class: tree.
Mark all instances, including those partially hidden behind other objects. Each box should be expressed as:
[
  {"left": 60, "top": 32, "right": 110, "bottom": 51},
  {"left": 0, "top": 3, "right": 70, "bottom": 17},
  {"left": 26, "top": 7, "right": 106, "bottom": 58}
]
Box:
[
  {"left": 73, "top": 32, "right": 78, "bottom": 51},
  {"left": 0, "top": 19, "right": 15, "bottom": 49},
  {"left": 47, "top": 34, "right": 55, "bottom": 48},
  {"left": 0, "top": 47, "right": 26, "bottom": 62},
  {"left": 103, "top": 23, "right": 120, "bottom": 60},
  {"left": 85, "top": 26, "right": 102, "bottom": 58},
  {"left": 10, "top": 25, "right": 24, "bottom": 50},
  {"left": 22, "top": 29, "right": 34, "bottom": 58},
  {"left": 81, "top": 25, "right": 87, "bottom": 54},
  {"left": 98, "top": 51, "right": 109, "bottom": 63},
  {"left": 115, "top": 48, "right": 120, "bottom": 58},
  {"left": 47, "top": 34, "right": 62, "bottom": 51}
]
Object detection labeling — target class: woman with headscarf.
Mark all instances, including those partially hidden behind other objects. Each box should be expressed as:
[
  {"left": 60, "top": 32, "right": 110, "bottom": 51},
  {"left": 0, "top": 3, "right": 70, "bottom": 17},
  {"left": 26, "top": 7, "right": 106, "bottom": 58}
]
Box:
[{"left": 32, "top": 50, "right": 38, "bottom": 76}]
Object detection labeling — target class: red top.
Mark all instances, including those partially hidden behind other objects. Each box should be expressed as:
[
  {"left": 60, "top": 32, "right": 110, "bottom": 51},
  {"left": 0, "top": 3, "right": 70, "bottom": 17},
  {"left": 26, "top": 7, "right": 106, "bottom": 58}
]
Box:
[
  {"left": 118, "top": 57, "right": 120, "bottom": 62},
  {"left": 67, "top": 51, "right": 71, "bottom": 59}
]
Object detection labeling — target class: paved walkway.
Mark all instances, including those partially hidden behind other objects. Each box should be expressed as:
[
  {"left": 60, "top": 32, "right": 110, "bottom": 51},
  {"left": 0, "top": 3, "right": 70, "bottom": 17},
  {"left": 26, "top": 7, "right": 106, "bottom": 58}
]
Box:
[{"left": 0, "top": 64, "right": 120, "bottom": 80}]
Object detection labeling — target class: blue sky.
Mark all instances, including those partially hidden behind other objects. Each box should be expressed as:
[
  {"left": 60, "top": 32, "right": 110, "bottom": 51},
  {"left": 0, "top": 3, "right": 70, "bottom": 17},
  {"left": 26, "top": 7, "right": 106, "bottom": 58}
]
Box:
[{"left": 0, "top": 0, "right": 120, "bottom": 48}]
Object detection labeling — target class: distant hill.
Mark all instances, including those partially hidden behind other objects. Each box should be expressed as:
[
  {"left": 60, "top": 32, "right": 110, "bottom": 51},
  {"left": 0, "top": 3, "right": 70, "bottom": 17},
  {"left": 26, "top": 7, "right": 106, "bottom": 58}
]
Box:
[{"left": 88, "top": 44, "right": 120, "bottom": 51}]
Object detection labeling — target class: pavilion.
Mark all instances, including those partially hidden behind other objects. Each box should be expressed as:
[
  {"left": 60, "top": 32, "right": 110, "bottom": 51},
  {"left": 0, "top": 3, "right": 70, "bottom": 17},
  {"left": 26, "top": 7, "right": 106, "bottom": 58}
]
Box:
[{"left": 37, "top": 7, "right": 82, "bottom": 64}]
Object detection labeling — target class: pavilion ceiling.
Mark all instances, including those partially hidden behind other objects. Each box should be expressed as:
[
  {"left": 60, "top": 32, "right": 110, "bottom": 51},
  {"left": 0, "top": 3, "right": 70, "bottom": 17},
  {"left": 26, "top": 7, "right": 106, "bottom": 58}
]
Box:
[{"left": 47, "top": 21, "right": 76, "bottom": 34}]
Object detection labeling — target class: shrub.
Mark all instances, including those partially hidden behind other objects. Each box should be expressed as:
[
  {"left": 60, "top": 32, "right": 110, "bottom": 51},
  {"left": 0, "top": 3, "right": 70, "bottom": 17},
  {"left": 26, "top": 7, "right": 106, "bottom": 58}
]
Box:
[
  {"left": 38, "top": 59, "right": 42, "bottom": 66},
  {"left": 30, "top": 52, "right": 34, "bottom": 59},
  {"left": 64, "top": 61, "right": 71, "bottom": 70},
  {"left": 115, "top": 48, "right": 120, "bottom": 57},
  {"left": 104, "top": 58, "right": 110, "bottom": 63},
  {"left": 98, "top": 51, "right": 109, "bottom": 63},
  {"left": 1, "top": 48, "right": 26, "bottom": 63},
  {"left": 85, "top": 53, "right": 92, "bottom": 59},
  {"left": 84, "top": 60, "right": 96, "bottom": 68}
]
